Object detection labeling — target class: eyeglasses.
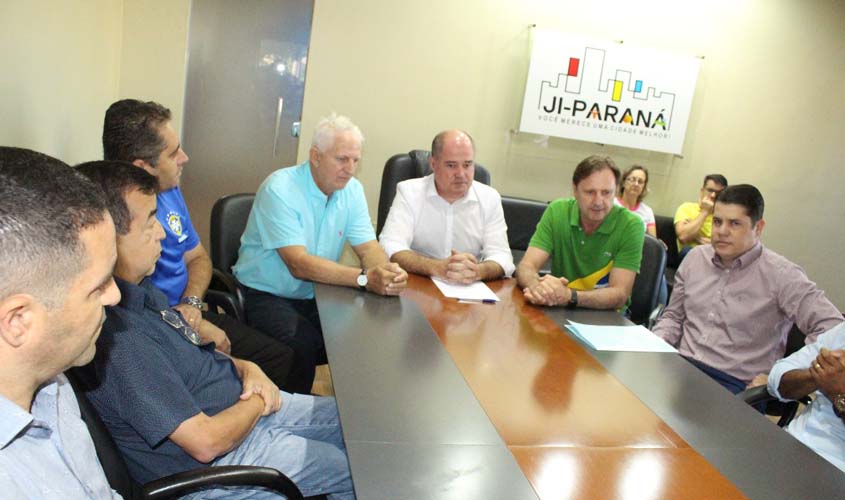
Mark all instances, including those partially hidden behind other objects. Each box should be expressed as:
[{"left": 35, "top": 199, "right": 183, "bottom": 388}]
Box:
[
  {"left": 160, "top": 309, "right": 202, "bottom": 345},
  {"left": 626, "top": 177, "right": 646, "bottom": 185}
]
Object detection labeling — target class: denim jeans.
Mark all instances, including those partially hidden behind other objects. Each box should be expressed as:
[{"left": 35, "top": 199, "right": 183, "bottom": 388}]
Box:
[{"left": 182, "top": 392, "right": 354, "bottom": 499}]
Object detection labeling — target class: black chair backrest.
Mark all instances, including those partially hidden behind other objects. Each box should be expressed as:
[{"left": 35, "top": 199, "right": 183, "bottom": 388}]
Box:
[
  {"left": 210, "top": 193, "right": 256, "bottom": 273},
  {"left": 66, "top": 367, "right": 145, "bottom": 500},
  {"left": 501, "top": 196, "right": 548, "bottom": 251},
  {"left": 654, "top": 215, "right": 680, "bottom": 270},
  {"left": 376, "top": 150, "right": 491, "bottom": 235},
  {"left": 629, "top": 234, "right": 668, "bottom": 325}
]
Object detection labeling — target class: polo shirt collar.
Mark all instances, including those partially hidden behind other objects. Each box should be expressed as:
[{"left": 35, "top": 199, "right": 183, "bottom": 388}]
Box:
[
  {"left": 569, "top": 200, "right": 618, "bottom": 235},
  {"left": 712, "top": 241, "right": 764, "bottom": 269},
  {"left": 425, "top": 174, "right": 478, "bottom": 205},
  {"left": 0, "top": 378, "right": 59, "bottom": 449},
  {"left": 303, "top": 161, "right": 330, "bottom": 203}
]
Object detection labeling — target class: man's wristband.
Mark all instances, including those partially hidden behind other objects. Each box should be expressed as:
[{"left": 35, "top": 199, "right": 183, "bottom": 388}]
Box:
[{"left": 566, "top": 289, "right": 578, "bottom": 309}]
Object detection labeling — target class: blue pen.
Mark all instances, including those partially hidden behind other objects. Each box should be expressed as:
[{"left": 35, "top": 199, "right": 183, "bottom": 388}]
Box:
[{"left": 457, "top": 298, "right": 497, "bottom": 304}]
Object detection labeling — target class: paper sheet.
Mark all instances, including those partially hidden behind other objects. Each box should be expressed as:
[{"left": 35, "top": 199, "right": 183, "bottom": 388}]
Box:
[
  {"left": 431, "top": 277, "right": 500, "bottom": 303},
  {"left": 565, "top": 320, "right": 677, "bottom": 353}
]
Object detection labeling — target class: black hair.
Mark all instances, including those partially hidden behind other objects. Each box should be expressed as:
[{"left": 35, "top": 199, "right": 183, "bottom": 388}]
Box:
[
  {"left": 715, "top": 184, "right": 764, "bottom": 223},
  {"left": 703, "top": 174, "right": 728, "bottom": 188},
  {"left": 103, "top": 99, "right": 172, "bottom": 166},
  {"left": 76, "top": 160, "right": 159, "bottom": 235},
  {"left": 0, "top": 147, "right": 108, "bottom": 306}
]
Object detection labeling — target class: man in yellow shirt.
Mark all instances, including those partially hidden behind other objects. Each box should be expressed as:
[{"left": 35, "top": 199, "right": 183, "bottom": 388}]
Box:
[{"left": 674, "top": 174, "right": 727, "bottom": 258}]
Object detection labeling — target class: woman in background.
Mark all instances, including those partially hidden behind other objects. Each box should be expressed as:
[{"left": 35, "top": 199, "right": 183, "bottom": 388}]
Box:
[
  {"left": 616, "top": 165, "right": 668, "bottom": 306},
  {"left": 616, "top": 165, "right": 656, "bottom": 237}
]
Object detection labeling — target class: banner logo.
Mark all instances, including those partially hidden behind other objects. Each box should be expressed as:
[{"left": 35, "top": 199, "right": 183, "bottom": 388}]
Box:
[{"left": 520, "top": 30, "right": 701, "bottom": 155}]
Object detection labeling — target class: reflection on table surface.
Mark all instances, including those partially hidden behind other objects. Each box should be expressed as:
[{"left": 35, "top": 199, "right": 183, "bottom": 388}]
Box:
[{"left": 401, "top": 275, "right": 745, "bottom": 499}]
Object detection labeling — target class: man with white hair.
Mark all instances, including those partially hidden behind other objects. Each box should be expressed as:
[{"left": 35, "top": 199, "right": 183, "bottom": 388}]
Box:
[{"left": 234, "top": 113, "right": 407, "bottom": 369}]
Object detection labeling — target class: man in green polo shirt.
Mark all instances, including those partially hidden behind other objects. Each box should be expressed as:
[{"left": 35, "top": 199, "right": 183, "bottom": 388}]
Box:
[{"left": 517, "top": 155, "right": 643, "bottom": 310}]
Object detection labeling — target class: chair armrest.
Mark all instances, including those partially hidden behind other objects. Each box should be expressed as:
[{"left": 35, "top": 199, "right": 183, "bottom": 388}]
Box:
[
  {"left": 210, "top": 268, "right": 241, "bottom": 296},
  {"left": 207, "top": 269, "right": 247, "bottom": 323},
  {"left": 738, "top": 385, "right": 810, "bottom": 428},
  {"left": 142, "top": 465, "right": 303, "bottom": 500},
  {"left": 205, "top": 289, "right": 245, "bottom": 323},
  {"left": 738, "top": 385, "right": 774, "bottom": 406}
]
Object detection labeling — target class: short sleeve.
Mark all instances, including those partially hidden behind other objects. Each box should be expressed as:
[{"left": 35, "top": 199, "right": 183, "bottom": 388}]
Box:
[
  {"left": 674, "top": 202, "right": 694, "bottom": 224},
  {"left": 98, "top": 336, "right": 202, "bottom": 447},
  {"left": 253, "top": 179, "right": 307, "bottom": 250},
  {"left": 613, "top": 214, "right": 644, "bottom": 272},
  {"left": 345, "top": 181, "right": 377, "bottom": 246},
  {"left": 175, "top": 190, "right": 200, "bottom": 252},
  {"left": 642, "top": 204, "right": 656, "bottom": 228}
]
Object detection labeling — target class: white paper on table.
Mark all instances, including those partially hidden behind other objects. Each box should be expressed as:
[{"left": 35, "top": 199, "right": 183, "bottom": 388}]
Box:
[
  {"left": 431, "top": 277, "right": 500, "bottom": 303},
  {"left": 565, "top": 320, "right": 677, "bottom": 353}
]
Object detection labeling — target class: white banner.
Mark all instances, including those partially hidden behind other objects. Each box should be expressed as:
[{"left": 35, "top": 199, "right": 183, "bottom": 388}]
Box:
[{"left": 519, "top": 29, "right": 701, "bottom": 155}]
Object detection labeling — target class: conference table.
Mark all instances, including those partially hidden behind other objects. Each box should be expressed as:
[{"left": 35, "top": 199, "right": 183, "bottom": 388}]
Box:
[{"left": 315, "top": 275, "right": 845, "bottom": 499}]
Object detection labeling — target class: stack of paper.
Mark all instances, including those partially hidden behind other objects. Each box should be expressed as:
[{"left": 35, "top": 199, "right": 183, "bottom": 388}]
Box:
[
  {"left": 431, "top": 277, "right": 500, "bottom": 303},
  {"left": 565, "top": 320, "right": 677, "bottom": 353}
]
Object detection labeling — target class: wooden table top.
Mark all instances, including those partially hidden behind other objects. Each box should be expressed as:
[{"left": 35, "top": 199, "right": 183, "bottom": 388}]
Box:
[{"left": 402, "top": 274, "right": 746, "bottom": 499}]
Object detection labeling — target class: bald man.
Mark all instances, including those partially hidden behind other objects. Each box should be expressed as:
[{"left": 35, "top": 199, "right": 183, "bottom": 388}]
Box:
[{"left": 379, "top": 130, "right": 514, "bottom": 283}]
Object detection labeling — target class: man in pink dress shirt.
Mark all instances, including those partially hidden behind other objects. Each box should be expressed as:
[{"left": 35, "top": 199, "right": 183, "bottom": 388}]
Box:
[{"left": 652, "top": 184, "right": 843, "bottom": 394}]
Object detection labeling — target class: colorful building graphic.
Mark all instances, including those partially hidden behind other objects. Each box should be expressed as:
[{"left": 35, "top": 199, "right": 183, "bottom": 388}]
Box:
[{"left": 537, "top": 47, "right": 677, "bottom": 131}]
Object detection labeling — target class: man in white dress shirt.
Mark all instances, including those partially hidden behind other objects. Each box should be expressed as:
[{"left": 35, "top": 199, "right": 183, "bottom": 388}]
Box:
[{"left": 379, "top": 130, "right": 513, "bottom": 283}]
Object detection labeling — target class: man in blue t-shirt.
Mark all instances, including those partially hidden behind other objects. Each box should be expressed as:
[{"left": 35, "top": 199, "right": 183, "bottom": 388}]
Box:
[
  {"left": 78, "top": 161, "right": 353, "bottom": 499},
  {"left": 102, "top": 99, "right": 309, "bottom": 393}
]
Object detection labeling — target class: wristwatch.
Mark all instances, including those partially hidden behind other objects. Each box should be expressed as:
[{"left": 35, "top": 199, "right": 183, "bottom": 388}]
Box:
[
  {"left": 182, "top": 295, "right": 204, "bottom": 310},
  {"left": 356, "top": 269, "right": 368, "bottom": 291},
  {"left": 566, "top": 289, "right": 578, "bottom": 309},
  {"left": 832, "top": 393, "right": 845, "bottom": 417}
]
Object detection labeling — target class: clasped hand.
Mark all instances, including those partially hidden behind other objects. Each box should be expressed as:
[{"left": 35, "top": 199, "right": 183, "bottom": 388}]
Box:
[
  {"left": 240, "top": 362, "right": 281, "bottom": 416},
  {"left": 523, "top": 275, "right": 570, "bottom": 306},
  {"left": 809, "top": 347, "right": 845, "bottom": 400},
  {"left": 367, "top": 262, "right": 408, "bottom": 295},
  {"left": 443, "top": 250, "right": 481, "bottom": 284}
]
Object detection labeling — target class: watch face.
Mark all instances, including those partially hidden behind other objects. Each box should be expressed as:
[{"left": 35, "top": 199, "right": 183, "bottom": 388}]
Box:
[
  {"left": 357, "top": 273, "right": 368, "bottom": 287},
  {"left": 835, "top": 395, "right": 845, "bottom": 415}
]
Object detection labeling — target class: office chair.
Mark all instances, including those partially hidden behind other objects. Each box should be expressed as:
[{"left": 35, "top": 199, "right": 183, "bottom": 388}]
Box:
[
  {"left": 65, "top": 368, "right": 306, "bottom": 500},
  {"left": 207, "top": 193, "right": 255, "bottom": 323},
  {"left": 501, "top": 195, "right": 550, "bottom": 273},
  {"left": 654, "top": 214, "right": 679, "bottom": 296},
  {"left": 628, "top": 234, "right": 667, "bottom": 326},
  {"left": 738, "top": 324, "right": 815, "bottom": 427},
  {"left": 376, "top": 149, "right": 491, "bottom": 235}
]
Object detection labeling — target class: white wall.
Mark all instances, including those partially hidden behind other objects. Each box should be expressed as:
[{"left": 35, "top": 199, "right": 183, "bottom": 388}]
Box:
[
  {"left": 0, "top": 1, "right": 123, "bottom": 164},
  {"left": 300, "top": 0, "right": 845, "bottom": 307},
  {"left": 118, "top": 0, "right": 191, "bottom": 132}
]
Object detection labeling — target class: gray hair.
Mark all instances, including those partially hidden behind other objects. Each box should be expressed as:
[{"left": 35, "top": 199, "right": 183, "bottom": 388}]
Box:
[{"left": 311, "top": 112, "right": 364, "bottom": 153}]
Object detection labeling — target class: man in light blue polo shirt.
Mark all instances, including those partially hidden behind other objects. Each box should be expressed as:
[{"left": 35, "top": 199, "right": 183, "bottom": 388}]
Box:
[
  {"left": 0, "top": 148, "right": 122, "bottom": 498},
  {"left": 235, "top": 113, "right": 407, "bottom": 371}
]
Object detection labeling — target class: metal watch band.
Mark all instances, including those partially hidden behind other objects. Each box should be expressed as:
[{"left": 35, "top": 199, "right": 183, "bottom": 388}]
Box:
[{"left": 182, "top": 295, "right": 204, "bottom": 310}]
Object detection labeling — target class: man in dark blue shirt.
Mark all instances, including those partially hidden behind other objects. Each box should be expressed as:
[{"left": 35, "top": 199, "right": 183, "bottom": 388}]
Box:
[
  {"left": 78, "top": 162, "right": 354, "bottom": 499},
  {"left": 102, "top": 99, "right": 313, "bottom": 393}
]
